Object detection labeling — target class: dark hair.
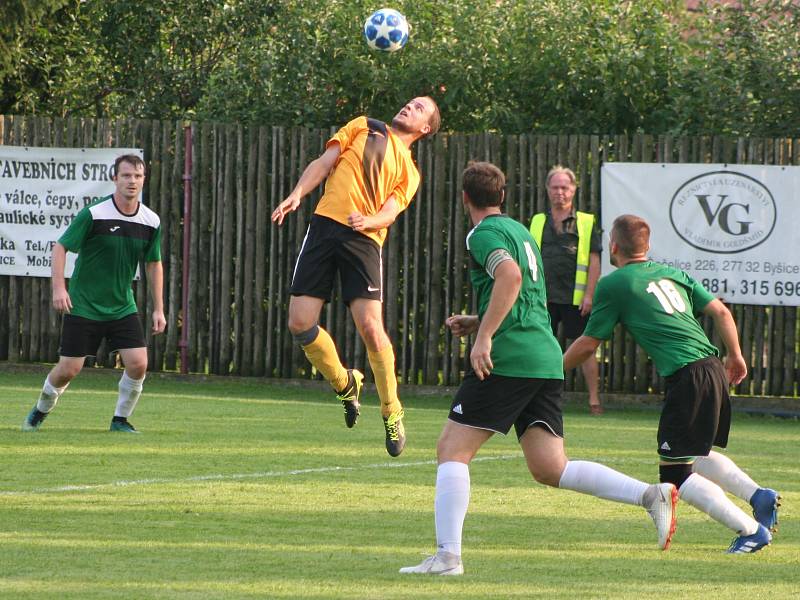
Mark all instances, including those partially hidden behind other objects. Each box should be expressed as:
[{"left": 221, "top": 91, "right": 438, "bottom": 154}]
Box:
[
  {"left": 462, "top": 161, "right": 505, "bottom": 208},
  {"left": 113, "top": 154, "right": 146, "bottom": 177},
  {"left": 611, "top": 214, "right": 650, "bottom": 256},
  {"left": 423, "top": 96, "right": 441, "bottom": 138}
]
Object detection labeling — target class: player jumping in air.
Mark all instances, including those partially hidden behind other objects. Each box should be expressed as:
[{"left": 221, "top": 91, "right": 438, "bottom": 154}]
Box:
[
  {"left": 564, "top": 214, "right": 780, "bottom": 554},
  {"left": 271, "top": 96, "right": 440, "bottom": 456}
]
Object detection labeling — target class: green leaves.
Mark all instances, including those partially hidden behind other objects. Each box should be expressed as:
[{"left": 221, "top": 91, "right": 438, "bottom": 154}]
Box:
[{"left": 2, "top": 0, "right": 799, "bottom": 136}]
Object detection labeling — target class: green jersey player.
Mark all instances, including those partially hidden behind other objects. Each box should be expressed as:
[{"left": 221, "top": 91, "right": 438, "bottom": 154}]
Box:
[
  {"left": 564, "top": 214, "right": 779, "bottom": 554},
  {"left": 22, "top": 154, "right": 165, "bottom": 434},
  {"left": 400, "top": 163, "right": 677, "bottom": 576}
]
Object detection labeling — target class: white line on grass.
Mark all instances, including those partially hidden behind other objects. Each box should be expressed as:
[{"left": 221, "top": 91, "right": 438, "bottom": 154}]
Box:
[
  {"left": 0, "top": 453, "right": 523, "bottom": 496},
  {"left": 2, "top": 384, "right": 453, "bottom": 411}
]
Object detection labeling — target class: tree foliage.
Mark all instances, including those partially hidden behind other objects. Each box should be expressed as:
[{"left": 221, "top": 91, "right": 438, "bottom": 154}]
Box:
[
  {"left": 0, "top": 0, "right": 71, "bottom": 102},
  {"left": 2, "top": 0, "right": 798, "bottom": 136}
]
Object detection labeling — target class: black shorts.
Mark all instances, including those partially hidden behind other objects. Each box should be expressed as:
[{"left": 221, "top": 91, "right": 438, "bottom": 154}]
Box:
[
  {"left": 547, "top": 303, "right": 589, "bottom": 339},
  {"left": 290, "top": 215, "right": 382, "bottom": 304},
  {"left": 449, "top": 372, "right": 564, "bottom": 440},
  {"left": 658, "top": 356, "right": 731, "bottom": 460},
  {"left": 59, "top": 313, "right": 146, "bottom": 358}
]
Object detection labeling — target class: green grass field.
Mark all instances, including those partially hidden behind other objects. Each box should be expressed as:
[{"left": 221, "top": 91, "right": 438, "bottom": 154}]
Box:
[{"left": 1, "top": 367, "right": 798, "bottom": 599}]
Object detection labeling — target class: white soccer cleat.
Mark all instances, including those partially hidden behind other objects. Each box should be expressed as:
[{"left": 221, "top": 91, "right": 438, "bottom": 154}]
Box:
[
  {"left": 399, "top": 551, "right": 464, "bottom": 575},
  {"left": 644, "top": 482, "right": 678, "bottom": 550}
]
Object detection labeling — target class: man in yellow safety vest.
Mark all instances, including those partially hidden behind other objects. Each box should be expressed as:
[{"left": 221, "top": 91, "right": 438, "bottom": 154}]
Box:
[{"left": 530, "top": 165, "right": 603, "bottom": 414}]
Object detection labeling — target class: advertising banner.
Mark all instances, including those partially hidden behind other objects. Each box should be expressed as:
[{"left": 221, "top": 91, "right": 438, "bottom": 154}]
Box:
[
  {"left": 0, "top": 146, "right": 143, "bottom": 277},
  {"left": 601, "top": 163, "right": 800, "bottom": 306}
]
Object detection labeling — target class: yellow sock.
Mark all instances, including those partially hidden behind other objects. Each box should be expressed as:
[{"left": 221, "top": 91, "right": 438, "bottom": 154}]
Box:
[
  {"left": 368, "top": 345, "right": 402, "bottom": 418},
  {"left": 302, "top": 327, "right": 349, "bottom": 392}
]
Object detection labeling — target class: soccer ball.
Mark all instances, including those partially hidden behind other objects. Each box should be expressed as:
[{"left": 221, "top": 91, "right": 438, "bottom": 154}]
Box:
[{"left": 363, "top": 8, "right": 409, "bottom": 52}]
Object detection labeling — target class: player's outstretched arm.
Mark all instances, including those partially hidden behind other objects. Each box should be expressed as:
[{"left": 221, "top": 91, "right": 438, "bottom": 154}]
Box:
[
  {"left": 703, "top": 298, "right": 747, "bottom": 384},
  {"left": 51, "top": 242, "right": 72, "bottom": 313},
  {"left": 564, "top": 336, "right": 601, "bottom": 371},
  {"left": 271, "top": 144, "right": 341, "bottom": 225},
  {"left": 146, "top": 261, "right": 166, "bottom": 334}
]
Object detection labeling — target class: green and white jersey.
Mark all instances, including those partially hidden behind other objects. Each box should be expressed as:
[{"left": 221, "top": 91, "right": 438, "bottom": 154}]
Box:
[
  {"left": 584, "top": 261, "right": 718, "bottom": 377},
  {"left": 58, "top": 195, "right": 161, "bottom": 321},
  {"left": 466, "top": 214, "right": 563, "bottom": 379}
]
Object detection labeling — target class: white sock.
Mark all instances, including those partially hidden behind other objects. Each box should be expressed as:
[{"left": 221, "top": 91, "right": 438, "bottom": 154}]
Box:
[
  {"left": 692, "top": 451, "right": 759, "bottom": 503},
  {"left": 435, "top": 461, "right": 470, "bottom": 556},
  {"left": 36, "top": 376, "right": 69, "bottom": 413},
  {"left": 558, "top": 460, "right": 649, "bottom": 505},
  {"left": 115, "top": 372, "right": 145, "bottom": 418},
  {"left": 679, "top": 473, "right": 759, "bottom": 535}
]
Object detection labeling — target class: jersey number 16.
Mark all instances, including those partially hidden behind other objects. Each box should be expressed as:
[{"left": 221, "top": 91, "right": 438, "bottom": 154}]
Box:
[{"left": 646, "top": 279, "right": 686, "bottom": 314}]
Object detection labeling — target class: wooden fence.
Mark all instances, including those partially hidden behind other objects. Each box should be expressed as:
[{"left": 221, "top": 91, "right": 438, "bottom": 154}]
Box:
[{"left": 0, "top": 115, "right": 797, "bottom": 397}]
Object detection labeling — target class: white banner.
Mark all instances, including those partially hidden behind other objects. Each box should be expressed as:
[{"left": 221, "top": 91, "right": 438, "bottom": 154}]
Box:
[
  {"left": 0, "top": 146, "right": 143, "bottom": 277},
  {"left": 601, "top": 163, "right": 800, "bottom": 306}
]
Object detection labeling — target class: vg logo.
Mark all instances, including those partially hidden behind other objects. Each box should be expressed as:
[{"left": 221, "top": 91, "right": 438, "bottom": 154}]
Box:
[{"left": 669, "top": 170, "right": 776, "bottom": 254}]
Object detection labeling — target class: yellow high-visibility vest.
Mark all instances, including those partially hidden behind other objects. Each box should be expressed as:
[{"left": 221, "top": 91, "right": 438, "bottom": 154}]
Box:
[{"left": 530, "top": 211, "right": 595, "bottom": 306}]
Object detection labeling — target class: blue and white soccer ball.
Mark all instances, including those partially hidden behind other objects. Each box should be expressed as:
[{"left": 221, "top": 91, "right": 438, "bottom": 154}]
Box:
[{"left": 363, "top": 8, "right": 409, "bottom": 52}]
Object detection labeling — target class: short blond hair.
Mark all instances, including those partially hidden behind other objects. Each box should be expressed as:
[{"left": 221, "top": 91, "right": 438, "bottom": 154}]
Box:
[{"left": 546, "top": 165, "right": 577, "bottom": 187}]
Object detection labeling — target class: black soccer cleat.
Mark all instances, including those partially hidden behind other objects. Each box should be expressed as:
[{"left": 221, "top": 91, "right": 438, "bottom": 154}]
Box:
[
  {"left": 336, "top": 369, "right": 364, "bottom": 428},
  {"left": 383, "top": 410, "right": 406, "bottom": 457}
]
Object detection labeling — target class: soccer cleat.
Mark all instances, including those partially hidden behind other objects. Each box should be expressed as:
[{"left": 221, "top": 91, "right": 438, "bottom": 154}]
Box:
[
  {"left": 383, "top": 410, "right": 406, "bottom": 457},
  {"left": 336, "top": 369, "right": 364, "bottom": 428},
  {"left": 727, "top": 524, "right": 772, "bottom": 554},
  {"left": 399, "top": 551, "right": 464, "bottom": 575},
  {"left": 21, "top": 407, "right": 48, "bottom": 432},
  {"left": 643, "top": 482, "right": 678, "bottom": 550},
  {"left": 110, "top": 418, "right": 140, "bottom": 433},
  {"left": 750, "top": 488, "right": 781, "bottom": 532}
]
